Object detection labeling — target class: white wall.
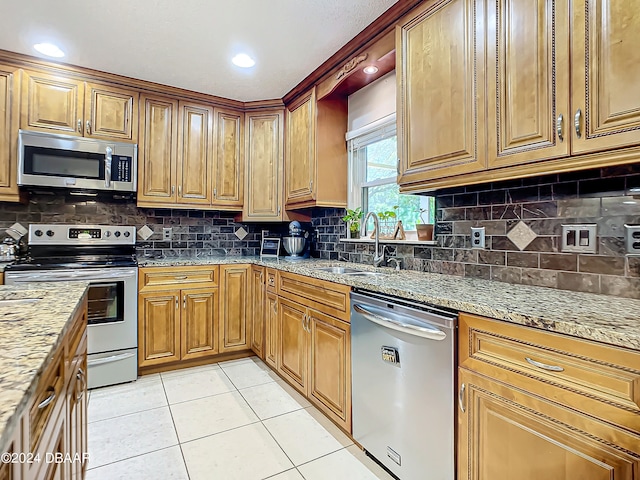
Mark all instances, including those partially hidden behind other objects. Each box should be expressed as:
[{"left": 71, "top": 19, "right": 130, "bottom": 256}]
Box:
[{"left": 347, "top": 71, "right": 396, "bottom": 132}]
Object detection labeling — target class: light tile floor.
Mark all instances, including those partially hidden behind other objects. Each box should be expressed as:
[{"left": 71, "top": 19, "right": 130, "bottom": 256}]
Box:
[{"left": 86, "top": 356, "right": 395, "bottom": 480}]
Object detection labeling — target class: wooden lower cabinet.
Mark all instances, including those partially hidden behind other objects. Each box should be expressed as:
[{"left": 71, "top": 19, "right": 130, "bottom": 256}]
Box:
[
  {"left": 138, "top": 287, "right": 219, "bottom": 367},
  {"left": 68, "top": 335, "right": 87, "bottom": 480},
  {"left": 248, "top": 266, "right": 265, "bottom": 359},
  {"left": 264, "top": 291, "right": 279, "bottom": 369},
  {"left": 458, "top": 368, "right": 640, "bottom": 480},
  {"left": 277, "top": 297, "right": 352, "bottom": 431},
  {"left": 219, "top": 265, "right": 250, "bottom": 353}
]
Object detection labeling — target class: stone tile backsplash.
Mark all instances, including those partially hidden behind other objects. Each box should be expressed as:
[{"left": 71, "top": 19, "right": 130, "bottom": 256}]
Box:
[{"left": 313, "top": 164, "right": 640, "bottom": 299}]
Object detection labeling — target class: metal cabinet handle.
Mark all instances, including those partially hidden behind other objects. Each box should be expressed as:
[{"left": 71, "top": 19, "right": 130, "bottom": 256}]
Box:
[
  {"left": 174, "top": 275, "right": 187, "bottom": 280},
  {"left": 183, "top": 295, "right": 186, "bottom": 309},
  {"left": 86, "top": 120, "right": 91, "bottom": 135},
  {"left": 171, "top": 185, "right": 175, "bottom": 195},
  {"left": 77, "top": 119, "right": 82, "bottom": 133},
  {"left": 213, "top": 187, "right": 217, "bottom": 198},
  {"left": 574, "top": 108, "right": 582, "bottom": 138},
  {"left": 178, "top": 185, "right": 182, "bottom": 196},
  {"left": 309, "top": 179, "right": 313, "bottom": 192},
  {"left": 77, "top": 367, "right": 86, "bottom": 401},
  {"left": 38, "top": 387, "right": 56, "bottom": 409},
  {"left": 175, "top": 297, "right": 179, "bottom": 310},
  {"left": 105, "top": 146, "right": 112, "bottom": 188},
  {"left": 556, "top": 114, "right": 564, "bottom": 141},
  {"left": 525, "top": 357, "right": 564, "bottom": 372},
  {"left": 458, "top": 383, "right": 466, "bottom": 413},
  {"left": 272, "top": 302, "right": 278, "bottom": 315}
]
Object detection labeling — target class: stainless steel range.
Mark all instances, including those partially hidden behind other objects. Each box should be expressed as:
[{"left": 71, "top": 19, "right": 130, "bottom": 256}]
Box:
[{"left": 5, "top": 224, "right": 138, "bottom": 389}]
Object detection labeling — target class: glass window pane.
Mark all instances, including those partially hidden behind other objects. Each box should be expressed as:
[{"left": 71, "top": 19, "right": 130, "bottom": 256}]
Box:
[
  {"left": 364, "top": 186, "right": 434, "bottom": 232},
  {"left": 364, "top": 136, "right": 397, "bottom": 183}
]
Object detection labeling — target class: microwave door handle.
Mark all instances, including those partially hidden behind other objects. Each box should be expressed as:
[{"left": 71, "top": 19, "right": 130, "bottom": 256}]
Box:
[{"left": 105, "top": 146, "right": 112, "bottom": 188}]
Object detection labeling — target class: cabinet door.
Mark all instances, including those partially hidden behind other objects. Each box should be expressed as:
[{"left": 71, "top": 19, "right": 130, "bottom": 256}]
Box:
[
  {"left": 278, "top": 298, "right": 308, "bottom": 395},
  {"left": 397, "top": 0, "right": 486, "bottom": 186},
  {"left": 219, "top": 265, "right": 250, "bottom": 352},
  {"left": 84, "top": 82, "right": 138, "bottom": 142},
  {"left": 458, "top": 369, "right": 640, "bottom": 480},
  {"left": 285, "top": 90, "right": 315, "bottom": 205},
  {"left": 265, "top": 292, "right": 279, "bottom": 369},
  {"left": 138, "top": 291, "right": 181, "bottom": 367},
  {"left": 571, "top": 0, "right": 640, "bottom": 154},
  {"left": 243, "top": 110, "right": 285, "bottom": 221},
  {"left": 68, "top": 338, "right": 87, "bottom": 480},
  {"left": 0, "top": 65, "right": 18, "bottom": 201},
  {"left": 249, "top": 266, "right": 265, "bottom": 358},
  {"left": 486, "top": 0, "right": 570, "bottom": 168},
  {"left": 138, "top": 94, "right": 178, "bottom": 204},
  {"left": 213, "top": 108, "right": 243, "bottom": 208},
  {"left": 177, "top": 102, "right": 213, "bottom": 205},
  {"left": 308, "top": 310, "right": 351, "bottom": 432},
  {"left": 21, "top": 70, "right": 83, "bottom": 135},
  {"left": 181, "top": 288, "right": 218, "bottom": 361}
]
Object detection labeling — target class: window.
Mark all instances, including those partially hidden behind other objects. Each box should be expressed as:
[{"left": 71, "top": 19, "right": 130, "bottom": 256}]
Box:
[{"left": 347, "top": 114, "right": 435, "bottom": 234}]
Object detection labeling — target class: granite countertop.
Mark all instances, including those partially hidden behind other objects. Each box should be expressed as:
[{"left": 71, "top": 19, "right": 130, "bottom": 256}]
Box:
[
  {"left": 139, "top": 255, "right": 640, "bottom": 351},
  {"left": 0, "top": 282, "right": 88, "bottom": 452}
]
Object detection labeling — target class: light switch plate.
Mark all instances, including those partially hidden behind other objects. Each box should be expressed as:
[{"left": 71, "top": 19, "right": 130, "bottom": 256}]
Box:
[
  {"left": 471, "top": 227, "right": 485, "bottom": 249},
  {"left": 561, "top": 224, "right": 597, "bottom": 253},
  {"left": 624, "top": 224, "right": 640, "bottom": 255}
]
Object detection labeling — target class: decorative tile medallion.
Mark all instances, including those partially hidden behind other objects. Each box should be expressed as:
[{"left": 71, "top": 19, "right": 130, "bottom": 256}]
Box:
[{"left": 507, "top": 221, "right": 537, "bottom": 251}]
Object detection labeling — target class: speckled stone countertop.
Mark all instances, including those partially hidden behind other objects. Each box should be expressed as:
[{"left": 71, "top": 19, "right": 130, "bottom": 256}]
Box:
[
  {"left": 0, "top": 282, "right": 88, "bottom": 452},
  {"left": 139, "top": 255, "right": 640, "bottom": 351}
]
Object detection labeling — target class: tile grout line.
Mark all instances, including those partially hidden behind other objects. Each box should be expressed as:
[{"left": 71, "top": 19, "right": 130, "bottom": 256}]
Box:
[
  {"left": 160, "top": 372, "right": 192, "bottom": 480},
  {"left": 85, "top": 444, "right": 184, "bottom": 473}
]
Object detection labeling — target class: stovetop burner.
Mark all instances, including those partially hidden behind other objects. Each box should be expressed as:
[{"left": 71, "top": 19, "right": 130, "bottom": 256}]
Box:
[{"left": 6, "top": 255, "right": 137, "bottom": 271}]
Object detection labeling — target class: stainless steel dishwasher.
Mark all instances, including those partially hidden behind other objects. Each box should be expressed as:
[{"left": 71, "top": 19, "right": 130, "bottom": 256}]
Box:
[{"left": 351, "top": 290, "right": 457, "bottom": 480}]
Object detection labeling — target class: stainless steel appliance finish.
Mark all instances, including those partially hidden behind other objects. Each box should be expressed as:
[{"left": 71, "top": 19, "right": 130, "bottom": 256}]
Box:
[
  {"left": 18, "top": 130, "right": 137, "bottom": 192},
  {"left": 4, "top": 224, "right": 138, "bottom": 389},
  {"left": 351, "top": 290, "right": 457, "bottom": 480}
]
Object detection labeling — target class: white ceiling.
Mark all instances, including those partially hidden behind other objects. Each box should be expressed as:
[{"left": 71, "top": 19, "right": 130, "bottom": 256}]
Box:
[{"left": 0, "top": 0, "right": 398, "bottom": 102}]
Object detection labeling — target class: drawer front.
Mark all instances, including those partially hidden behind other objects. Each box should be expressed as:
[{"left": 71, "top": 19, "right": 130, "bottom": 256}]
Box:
[
  {"left": 29, "top": 345, "right": 65, "bottom": 453},
  {"left": 277, "top": 271, "right": 350, "bottom": 322},
  {"left": 266, "top": 269, "right": 277, "bottom": 293},
  {"left": 139, "top": 266, "right": 218, "bottom": 291},
  {"left": 460, "top": 313, "right": 640, "bottom": 430}
]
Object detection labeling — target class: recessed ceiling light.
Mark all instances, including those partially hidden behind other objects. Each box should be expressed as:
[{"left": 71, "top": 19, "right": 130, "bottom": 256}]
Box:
[
  {"left": 33, "top": 43, "right": 65, "bottom": 58},
  {"left": 363, "top": 65, "right": 379, "bottom": 74},
  {"left": 232, "top": 53, "right": 255, "bottom": 68}
]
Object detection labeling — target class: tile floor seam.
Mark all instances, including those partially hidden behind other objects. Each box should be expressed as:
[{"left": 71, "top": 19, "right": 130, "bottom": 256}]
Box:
[
  {"left": 87, "top": 404, "right": 170, "bottom": 425},
  {"left": 160, "top": 372, "right": 192, "bottom": 479},
  {"left": 164, "top": 388, "right": 236, "bottom": 407},
  {"left": 258, "top": 417, "right": 299, "bottom": 471},
  {"left": 85, "top": 444, "right": 181, "bottom": 472},
  {"left": 176, "top": 418, "right": 263, "bottom": 446}
]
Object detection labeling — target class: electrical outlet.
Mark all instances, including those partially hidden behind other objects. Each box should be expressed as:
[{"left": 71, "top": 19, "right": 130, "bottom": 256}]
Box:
[
  {"left": 471, "top": 227, "right": 485, "bottom": 249},
  {"left": 163, "top": 227, "right": 172, "bottom": 241},
  {"left": 624, "top": 224, "right": 640, "bottom": 255},
  {"left": 561, "top": 224, "right": 597, "bottom": 253}
]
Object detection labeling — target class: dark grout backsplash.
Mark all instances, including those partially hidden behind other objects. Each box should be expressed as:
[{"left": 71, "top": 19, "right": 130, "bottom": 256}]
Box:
[
  {"left": 313, "top": 164, "right": 640, "bottom": 299},
  {"left": 2, "top": 163, "right": 640, "bottom": 299}
]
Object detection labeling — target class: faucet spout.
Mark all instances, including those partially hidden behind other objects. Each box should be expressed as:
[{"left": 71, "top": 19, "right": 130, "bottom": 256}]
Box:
[{"left": 362, "top": 212, "right": 385, "bottom": 267}]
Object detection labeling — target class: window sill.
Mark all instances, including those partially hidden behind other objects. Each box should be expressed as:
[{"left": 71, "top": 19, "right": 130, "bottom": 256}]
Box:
[{"left": 339, "top": 237, "right": 437, "bottom": 246}]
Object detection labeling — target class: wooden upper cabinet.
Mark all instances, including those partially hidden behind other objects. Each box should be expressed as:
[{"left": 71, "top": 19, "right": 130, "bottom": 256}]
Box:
[
  {"left": 571, "top": 0, "right": 640, "bottom": 154},
  {"left": 0, "top": 64, "right": 19, "bottom": 202},
  {"left": 243, "top": 109, "right": 285, "bottom": 221},
  {"left": 284, "top": 86, "right": 348, "bottom": 210},
  {"left": 486, "top": 0, "right": 571, "bottom": 168},
  {"left": 212, "top": 108, "right": 244, "bottom": 209},
  {"left": 138, "top": 94, "right": 178, "bottom": 204},
  {"left": 22, "top": 70, "right": 83, "bottom": 136},
  {"left": 219, "top": 265, "right": 250, "bottom": 353},
  {"left": 177, "top": 102, "right": 213, "bottom": 205},
  {"left": 397, "top": 0, "right": 486, "bottom": 187},
  {"left": 286, "top": 90, "right": 316, "bottom": 205},
  {"left": 458, "top": 369, "right": 640, "bottom": 480},
  {"left": 84, "top": 82, "right": 138, "bottom": 142},
  {"left": 181, "top": 288, "right": 218, "bottom": 361}
]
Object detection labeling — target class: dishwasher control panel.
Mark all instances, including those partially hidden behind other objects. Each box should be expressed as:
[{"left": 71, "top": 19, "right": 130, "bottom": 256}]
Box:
[{"left": 381, "top": 346, "right": 400, "bottom": 365}]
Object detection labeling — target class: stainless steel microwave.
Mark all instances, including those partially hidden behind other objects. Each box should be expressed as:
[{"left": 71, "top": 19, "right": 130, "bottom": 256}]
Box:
[{"left": 18, "top": 130, "right": 137, "bottom": 192}]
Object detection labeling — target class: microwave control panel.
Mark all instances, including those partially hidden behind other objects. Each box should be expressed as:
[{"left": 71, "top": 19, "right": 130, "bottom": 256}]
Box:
[{"left": 112, "top": 156, "right": 132, "bottom": 182}]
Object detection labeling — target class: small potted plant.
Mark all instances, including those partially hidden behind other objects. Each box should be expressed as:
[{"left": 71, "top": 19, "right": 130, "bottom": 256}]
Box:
[
  {"left": 342, "top": 207, "right": 364, "bottom": 239},
  {"left": 377, "top": 206, "right": 398, "bottom": 238},
  {"left": 416, "top": 207, "right": 434, "bottom": 241}
]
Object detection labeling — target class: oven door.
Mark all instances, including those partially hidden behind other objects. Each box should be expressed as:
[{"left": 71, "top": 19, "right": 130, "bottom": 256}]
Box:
[{"left": 4, "top": 268, "right": 138, "bottom": 353}]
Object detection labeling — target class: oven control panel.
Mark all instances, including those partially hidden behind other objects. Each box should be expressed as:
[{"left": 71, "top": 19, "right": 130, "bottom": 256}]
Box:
[{"left": 29, "top": 224, "right": 136, "bottom": 245}]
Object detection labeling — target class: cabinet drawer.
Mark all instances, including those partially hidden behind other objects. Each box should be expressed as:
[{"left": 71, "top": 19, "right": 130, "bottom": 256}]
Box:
[
  {"left": 266, "top": 269, "right": 277, "bottom": 293},
  {"left": 460, "top": 313, "right": 640, "bottom": 431},
  {"left": 29, "top": 345, "right": 65, "bottom": 453},
  {"left": 139, "top": 266, "right": 218, "bottom": 291},
  {"left": 277, "top": 271, "right": 350, "bottom": 322}
]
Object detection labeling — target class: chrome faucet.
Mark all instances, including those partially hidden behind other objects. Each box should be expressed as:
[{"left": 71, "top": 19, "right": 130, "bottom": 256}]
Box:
[{"left": 362, "top": 212, "right": 385, "bottom": 267}]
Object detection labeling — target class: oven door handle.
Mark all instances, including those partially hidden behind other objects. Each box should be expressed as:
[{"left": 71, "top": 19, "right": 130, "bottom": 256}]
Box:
[
  {"left": 353, "top": 304, "right": 447, "bottom": 341},
  {"left": 87, "top": 352, "right": 136, "bottom": 367},
  {"left": 8, "top": 269, "right": 137, "bottom": 282}
]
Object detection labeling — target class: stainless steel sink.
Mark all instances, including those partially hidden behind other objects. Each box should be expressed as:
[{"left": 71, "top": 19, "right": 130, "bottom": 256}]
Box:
[
  {"left": 0, "top": 298, "right": 41, "bottom": 306},
  {"left": 314, "top": 267, "right": 386, "bottom": 277}
]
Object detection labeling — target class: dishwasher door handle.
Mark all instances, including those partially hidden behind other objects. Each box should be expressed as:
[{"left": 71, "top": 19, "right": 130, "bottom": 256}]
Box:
[{"left": 353, "top": 304, "right": 447, "bottom": 341}]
